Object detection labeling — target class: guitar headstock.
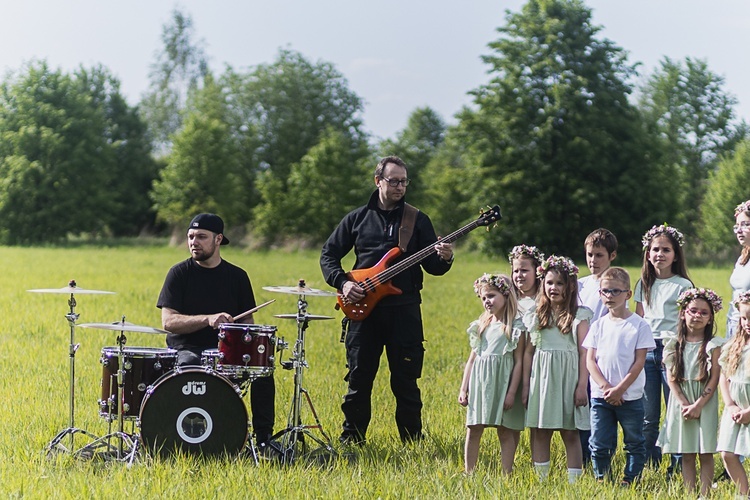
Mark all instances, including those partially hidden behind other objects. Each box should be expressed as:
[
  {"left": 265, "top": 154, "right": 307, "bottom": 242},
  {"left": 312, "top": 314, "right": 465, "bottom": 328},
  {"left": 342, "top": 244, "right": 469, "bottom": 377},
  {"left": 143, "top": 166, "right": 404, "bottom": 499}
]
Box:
[{"left": 477, "top": 205, "right": 502, "bottom": 228}]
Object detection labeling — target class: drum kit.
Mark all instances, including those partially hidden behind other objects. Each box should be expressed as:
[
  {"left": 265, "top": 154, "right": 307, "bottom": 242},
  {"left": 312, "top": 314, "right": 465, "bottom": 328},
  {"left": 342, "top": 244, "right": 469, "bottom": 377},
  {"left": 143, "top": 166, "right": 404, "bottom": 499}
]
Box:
[{"left": 29, "top": 278, "right": 339, "bottom": 465}]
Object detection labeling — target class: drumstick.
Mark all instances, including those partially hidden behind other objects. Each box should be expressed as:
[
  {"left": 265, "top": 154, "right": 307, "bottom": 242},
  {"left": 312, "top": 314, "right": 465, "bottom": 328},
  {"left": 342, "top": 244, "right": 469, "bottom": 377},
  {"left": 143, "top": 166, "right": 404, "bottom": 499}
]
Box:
[{"left": 233, "top": 299, "right": 275, "bottom": 322}]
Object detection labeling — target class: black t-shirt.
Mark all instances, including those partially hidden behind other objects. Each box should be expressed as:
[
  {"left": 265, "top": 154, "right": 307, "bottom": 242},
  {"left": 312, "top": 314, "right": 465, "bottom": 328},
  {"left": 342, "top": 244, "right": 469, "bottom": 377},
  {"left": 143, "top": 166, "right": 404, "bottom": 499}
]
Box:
[{"left": 157, "top": 258, "right": 256, "bottom": 350}]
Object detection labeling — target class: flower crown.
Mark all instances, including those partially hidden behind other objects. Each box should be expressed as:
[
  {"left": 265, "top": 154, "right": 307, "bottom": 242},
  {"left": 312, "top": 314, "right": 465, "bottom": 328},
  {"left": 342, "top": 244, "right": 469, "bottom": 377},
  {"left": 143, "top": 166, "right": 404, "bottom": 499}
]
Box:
[
  {"left": 734, "top": 290, "right": 750, "bottom": 309},
  {"left": 735, "top": 200, "right": 750, "bottom": 217},
  {"left": 473, "top": 273, "right": 511, "bottom": 297},
  {"left": 641, "top": 223, "right": 685, "bottom": 250},
  {"left": 536, "top": 255, "right": 579, "bottom": 279},
  {"left": 508, "top": 244, "right": 545, "bottom": 265},
  {"left": 677, "top": 287, "right": 723, "bottom": 313}
]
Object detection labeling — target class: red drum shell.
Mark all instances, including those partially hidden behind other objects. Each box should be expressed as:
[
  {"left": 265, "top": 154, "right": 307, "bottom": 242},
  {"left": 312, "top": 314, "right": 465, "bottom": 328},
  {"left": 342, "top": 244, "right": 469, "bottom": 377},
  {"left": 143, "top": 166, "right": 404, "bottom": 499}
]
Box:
[{"left": 217, "top": 324, "right": 276, "bottom": 376}]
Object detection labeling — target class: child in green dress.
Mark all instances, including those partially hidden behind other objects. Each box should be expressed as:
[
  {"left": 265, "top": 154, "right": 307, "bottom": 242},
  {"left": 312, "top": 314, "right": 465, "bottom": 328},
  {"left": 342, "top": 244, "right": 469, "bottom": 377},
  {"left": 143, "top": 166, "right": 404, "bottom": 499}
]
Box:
[
  {"left": 523, "top": 256, "right": 591, "bottom": 483},
  {"left": 658, "top": 288, "right": 723, "bottom": 496},
  {"left": 718, "top": 290, "right": 750, "bottom": 496},
  {"left": 508, "top": 245, "right": 545, "bottom": 314},
  {"left": 458, "top": 274, "right": 525, "bottom": 474}
]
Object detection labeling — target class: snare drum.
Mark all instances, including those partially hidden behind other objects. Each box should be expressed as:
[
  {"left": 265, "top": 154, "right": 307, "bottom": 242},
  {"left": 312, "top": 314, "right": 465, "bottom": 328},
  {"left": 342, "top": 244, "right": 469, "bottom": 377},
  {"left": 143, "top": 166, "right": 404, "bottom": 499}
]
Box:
[
  {"left": 99, "top": 346, "right": 177, "bottom": 420},
  {"left": 217, "top": 324, "right": 277, "bottom": 376},
  {"left": 138, "top": 367, "right": 248, "bottom": 457}
]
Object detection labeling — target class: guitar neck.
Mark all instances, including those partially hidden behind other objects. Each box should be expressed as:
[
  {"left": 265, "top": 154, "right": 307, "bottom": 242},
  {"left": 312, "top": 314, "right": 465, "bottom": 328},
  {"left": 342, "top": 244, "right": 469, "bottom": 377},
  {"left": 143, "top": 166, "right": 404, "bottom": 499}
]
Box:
[{"left": 375, "top": 220, "right": 483, "bottom": 283}]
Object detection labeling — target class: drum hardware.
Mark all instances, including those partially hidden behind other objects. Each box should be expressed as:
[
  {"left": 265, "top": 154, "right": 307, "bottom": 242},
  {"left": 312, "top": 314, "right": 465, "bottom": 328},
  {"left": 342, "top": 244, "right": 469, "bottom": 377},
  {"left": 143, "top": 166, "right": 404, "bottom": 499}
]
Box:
[
  {"left": 28, "top": 280, "right": 115, "bottom": 456},
  {"left": 76, "top": 317, "right": 170, "bottom": 463},
  {"left": 265, "top": 280, "right": 336, "bottom": 464}
]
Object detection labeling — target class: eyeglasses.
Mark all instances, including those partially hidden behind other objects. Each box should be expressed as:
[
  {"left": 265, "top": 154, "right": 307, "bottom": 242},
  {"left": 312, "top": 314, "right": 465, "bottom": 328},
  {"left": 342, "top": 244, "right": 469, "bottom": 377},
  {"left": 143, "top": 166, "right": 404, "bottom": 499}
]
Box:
[
  {"left": 734, "top": 221, "right": 750, "bottom": 232},
  {"left": 380, "top": 177, "right": 410, "bottom": 187},
  {"left": 685, "top": 308, "right": 711, "bottom": 318},
  {"left": 599, "top": 288, "right": 628, "bottom": 297}
]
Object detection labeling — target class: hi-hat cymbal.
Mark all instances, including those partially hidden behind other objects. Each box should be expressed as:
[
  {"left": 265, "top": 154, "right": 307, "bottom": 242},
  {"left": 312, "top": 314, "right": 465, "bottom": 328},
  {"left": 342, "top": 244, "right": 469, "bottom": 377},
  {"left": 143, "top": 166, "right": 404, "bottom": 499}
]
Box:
[
  {"left": 78, "top": 321, "right": 170, "bottom": 335},
  {"left": 263, "top": 285, "right": 337, "bottom": 297},
  {"left": 28, "top": 285, "right": 115, "bottom": 295},
  {"left": 274, "top": 313, "right": 334, "bottom": 321}
]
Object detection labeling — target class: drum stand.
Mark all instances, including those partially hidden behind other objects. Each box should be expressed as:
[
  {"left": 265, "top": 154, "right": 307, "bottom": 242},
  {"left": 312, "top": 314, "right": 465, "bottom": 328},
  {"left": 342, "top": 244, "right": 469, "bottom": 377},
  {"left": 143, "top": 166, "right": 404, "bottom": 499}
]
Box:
[
  {"left": 46, "top": 290, "right": 100, "bottom": 456},
  {"left": 271, "top": 295, "right": 336, "bottom": 464},
  {"left": 75, "top": 323, "right": 139, "bottom": 463}
]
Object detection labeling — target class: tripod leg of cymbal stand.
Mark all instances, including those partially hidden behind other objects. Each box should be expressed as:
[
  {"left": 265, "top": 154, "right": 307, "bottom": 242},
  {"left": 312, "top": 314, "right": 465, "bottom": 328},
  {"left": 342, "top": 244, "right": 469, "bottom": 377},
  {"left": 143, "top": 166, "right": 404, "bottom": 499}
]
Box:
[{"left": 46, "top": 294, "right": 101, "bottom": 457}]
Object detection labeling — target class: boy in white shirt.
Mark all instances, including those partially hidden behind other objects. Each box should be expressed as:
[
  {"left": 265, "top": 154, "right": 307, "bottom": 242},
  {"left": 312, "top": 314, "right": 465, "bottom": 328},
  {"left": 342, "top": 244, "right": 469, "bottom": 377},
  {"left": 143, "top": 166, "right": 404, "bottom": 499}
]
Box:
[{"left": 583, "top": 267, "right": 655, "bottom": 485}]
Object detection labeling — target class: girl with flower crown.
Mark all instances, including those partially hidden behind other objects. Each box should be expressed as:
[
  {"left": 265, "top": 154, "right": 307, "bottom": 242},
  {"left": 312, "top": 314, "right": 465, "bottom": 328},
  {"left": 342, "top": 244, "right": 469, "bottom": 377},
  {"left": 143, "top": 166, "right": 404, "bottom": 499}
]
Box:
[
  {"left": 458, "top": 274, "right": 526, "bottom": 474},
  {"left": 718, "top": 290, "right": 750, "bottom": 496},
  {"left": 727, "top": 200, "right": 750, "bottom": 339},
  {"left": 634, "top": 223, "right": 693, "bottom": 470},
  {"left": 522, "top": 256, "right": 592, "bottom": 483},
  {"left": 508, "top": 245, "right": 545, "bottom": 315},
  {"left": 657, "top": 288, "right": 724, "bottom": 496}
]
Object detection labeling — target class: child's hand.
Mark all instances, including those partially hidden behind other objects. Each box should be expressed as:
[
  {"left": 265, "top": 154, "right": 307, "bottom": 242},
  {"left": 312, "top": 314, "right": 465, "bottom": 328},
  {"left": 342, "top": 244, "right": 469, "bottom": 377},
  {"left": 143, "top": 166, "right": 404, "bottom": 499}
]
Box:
[
  {"left": 574, "top": 385, "right": 588, "bottom": 407},
  {"left": 503, "top": 392, "right": 515, "bottom": 410},
  {"left": 681, "top": 402, "right": 702, "bottom": 420},
  {"left": 603, "top": 386, "right": 624, "bottom": 406},
  {"left": 732, "top": 407, "right": 750, "bottom": 425},
  {"left": 458, "top": 390, "right": 468, "bottom": 407}
]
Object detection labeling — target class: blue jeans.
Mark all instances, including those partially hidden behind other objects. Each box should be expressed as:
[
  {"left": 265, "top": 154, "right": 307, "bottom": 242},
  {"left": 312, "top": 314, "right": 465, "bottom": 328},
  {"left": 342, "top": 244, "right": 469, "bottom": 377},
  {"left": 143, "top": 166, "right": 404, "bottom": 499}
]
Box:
[
  {"left": 590, "top": 397, "right": 646, "bottom": 482},
  {"left": 643, "top": 340, "right": 680, "bottom": 472}
]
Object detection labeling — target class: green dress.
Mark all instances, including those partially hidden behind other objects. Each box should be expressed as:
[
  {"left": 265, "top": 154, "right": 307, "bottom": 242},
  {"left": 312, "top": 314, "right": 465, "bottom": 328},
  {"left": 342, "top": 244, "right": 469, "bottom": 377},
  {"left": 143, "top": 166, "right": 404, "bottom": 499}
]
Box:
[
  {"left": 657, "top": 335, "right": 724, "bottom": 453},
  {"left": 718, "top": 343, "right": 750, "bottom": 455},
  {"left": 524, "top": 307, "right": 592, "bottom": 430},
  {"left": 465, "top": 319, "right": 525, "bottom": 430}
]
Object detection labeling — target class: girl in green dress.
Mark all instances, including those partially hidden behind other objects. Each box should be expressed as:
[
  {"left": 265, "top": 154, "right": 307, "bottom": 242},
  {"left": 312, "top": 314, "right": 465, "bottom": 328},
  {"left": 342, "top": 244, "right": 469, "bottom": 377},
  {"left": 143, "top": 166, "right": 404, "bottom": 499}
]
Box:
[
  {"left": 658, "top": 288, "right": 723, "bottom": 496},
  {"left": 719, "top": 290, "right": 750, "bottom": 496},
  {"left": 523, "top": 256, "right": 591, "bottom": 483},
  {"left": 458, "top": 274, "right": 525, "bottom": 474}
]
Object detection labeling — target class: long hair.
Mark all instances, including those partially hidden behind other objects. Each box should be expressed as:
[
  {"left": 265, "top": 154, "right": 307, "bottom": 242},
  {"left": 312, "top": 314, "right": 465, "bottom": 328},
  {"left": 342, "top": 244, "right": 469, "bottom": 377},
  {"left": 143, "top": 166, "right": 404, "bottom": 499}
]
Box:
[
  {"left": 536, "top": 269, "right": 579, "bottom": 334},
  {"left": 670, "top": 300, "right": 715, "bottom": 383},
  {"left": 641, "top": 231, "right": 692, "bottom": 305},
  {"left": 737, "top": 207, "right": 750, "bottom": 266},
  {"left": 723, "top": 328, "right": 750, "bottom": 378},
  {"left": 476, "top": 276, "right": 519, "bottom": 339}
]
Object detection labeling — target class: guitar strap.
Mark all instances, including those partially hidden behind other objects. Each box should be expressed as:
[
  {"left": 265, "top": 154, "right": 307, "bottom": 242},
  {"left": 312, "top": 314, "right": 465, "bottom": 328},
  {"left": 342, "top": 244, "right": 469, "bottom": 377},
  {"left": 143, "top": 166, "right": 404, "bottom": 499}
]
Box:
[{"left": 398, "top": 203, "right": 419, "bottom": 252}]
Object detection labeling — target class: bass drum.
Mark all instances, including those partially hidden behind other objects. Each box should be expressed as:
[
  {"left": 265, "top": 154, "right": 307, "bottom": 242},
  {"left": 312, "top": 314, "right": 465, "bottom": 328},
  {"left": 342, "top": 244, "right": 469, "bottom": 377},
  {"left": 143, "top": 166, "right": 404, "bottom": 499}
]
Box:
[{"left": 138, "top": 367, "right": 248, "bottom": 457}]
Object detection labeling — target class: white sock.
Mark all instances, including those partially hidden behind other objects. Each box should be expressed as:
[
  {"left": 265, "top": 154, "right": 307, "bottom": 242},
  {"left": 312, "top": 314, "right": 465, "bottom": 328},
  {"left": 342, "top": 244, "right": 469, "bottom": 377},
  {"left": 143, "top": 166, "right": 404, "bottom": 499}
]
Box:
[
  {"left": 534, "top": 461, "right": 551, "bottom": 480},
  {"left": 567, "top": 467, "right": 583, "bottom": 484}
]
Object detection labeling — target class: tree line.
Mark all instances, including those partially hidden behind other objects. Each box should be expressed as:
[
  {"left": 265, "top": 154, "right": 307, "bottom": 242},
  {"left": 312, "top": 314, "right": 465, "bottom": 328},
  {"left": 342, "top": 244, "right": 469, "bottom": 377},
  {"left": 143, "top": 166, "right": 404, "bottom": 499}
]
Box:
[{"left": 0, "top": 0, "right": 747, "bottom": 260}]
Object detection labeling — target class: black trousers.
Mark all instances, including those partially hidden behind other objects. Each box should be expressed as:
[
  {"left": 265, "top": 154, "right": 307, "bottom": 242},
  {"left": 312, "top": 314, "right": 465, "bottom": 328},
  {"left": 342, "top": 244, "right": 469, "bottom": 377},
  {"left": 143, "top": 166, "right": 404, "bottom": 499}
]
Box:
[
  {"left": 176, "top": 347, "right": 275, "bottom": 443},
  {"left": 341, "top": 302, "right": 425, "bottom": 442}
]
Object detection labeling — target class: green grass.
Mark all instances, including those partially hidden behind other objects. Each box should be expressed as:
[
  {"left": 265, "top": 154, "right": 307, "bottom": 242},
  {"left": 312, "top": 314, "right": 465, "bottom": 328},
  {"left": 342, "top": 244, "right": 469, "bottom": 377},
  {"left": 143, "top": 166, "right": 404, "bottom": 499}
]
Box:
[{"left": 0, "top": 245, "right": 741, "bottom": 497}]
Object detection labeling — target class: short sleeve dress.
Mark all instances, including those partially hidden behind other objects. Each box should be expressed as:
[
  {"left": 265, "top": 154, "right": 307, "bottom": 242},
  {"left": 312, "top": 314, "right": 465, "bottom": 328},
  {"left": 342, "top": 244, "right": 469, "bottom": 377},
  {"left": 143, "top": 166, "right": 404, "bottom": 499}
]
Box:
[
  {"left": 465, "top": 318, "right": 525, "bottom": 430},
  {"left": 717, "top": 343, "right": 750, "bottom": 455},
  {"left": 524, "top": 307, "right": 593, "bottom": 431},
  {"left": 658, "top": 335, "right": 724, "bottom": 453}
]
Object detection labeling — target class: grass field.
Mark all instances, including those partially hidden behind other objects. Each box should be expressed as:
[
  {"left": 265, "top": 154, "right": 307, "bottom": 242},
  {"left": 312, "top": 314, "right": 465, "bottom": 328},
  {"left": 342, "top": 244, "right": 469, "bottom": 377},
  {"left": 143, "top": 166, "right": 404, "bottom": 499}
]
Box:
[{"left": 0, "top": 244, "right": 741, "bottom": 498}]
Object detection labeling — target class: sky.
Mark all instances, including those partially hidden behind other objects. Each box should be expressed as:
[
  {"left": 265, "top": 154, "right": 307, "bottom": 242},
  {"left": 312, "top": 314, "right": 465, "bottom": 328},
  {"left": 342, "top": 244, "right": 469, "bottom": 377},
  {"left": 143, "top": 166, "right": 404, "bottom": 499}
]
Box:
[{"left": 1, "top": 1, "right": 748, "bottom": 141}]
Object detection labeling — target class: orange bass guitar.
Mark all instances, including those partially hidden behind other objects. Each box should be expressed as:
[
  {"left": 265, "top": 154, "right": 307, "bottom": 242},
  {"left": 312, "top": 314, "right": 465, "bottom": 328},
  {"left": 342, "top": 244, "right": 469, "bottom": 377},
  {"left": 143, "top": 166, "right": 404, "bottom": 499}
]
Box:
[{"left": 337, "top": 206, "right": 501, "bottom": 320}]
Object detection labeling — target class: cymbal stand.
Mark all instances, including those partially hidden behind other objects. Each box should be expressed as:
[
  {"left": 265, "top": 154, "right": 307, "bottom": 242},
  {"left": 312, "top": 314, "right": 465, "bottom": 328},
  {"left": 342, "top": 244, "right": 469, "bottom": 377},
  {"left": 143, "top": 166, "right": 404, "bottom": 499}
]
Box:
[
  {"left": 272, "top": 290, "right": 335, "bottom": 464},
  {"left": 75, "top": 319, "right": 138, "bottom": 463},
  {"left": 46, "top": 287, "right": 100, "bottom": 455}
]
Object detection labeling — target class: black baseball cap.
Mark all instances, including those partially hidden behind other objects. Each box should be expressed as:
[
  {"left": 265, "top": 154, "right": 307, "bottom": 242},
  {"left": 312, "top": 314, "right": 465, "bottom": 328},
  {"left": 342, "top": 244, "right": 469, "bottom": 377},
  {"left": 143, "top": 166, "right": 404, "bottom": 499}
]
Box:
[{"left": 188, "top": 213, "right": 229, "bottom": 245}]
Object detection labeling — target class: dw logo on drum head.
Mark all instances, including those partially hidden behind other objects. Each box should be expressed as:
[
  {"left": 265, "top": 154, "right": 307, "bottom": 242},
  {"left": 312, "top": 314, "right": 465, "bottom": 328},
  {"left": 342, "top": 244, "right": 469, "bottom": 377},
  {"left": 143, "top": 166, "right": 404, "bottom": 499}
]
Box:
[{"left": 181, "top": 381, "right": 207, "bottom": 396}]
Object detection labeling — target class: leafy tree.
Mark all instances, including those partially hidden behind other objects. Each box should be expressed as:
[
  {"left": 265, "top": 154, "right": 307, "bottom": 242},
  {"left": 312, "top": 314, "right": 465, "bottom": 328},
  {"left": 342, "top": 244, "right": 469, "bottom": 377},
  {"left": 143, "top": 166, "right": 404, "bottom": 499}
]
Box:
[
  {"left": 444, "top": 0, "right": 675, "bottom": 258},
  {"left": 254, "top": 127, "right": 373, "bottom": 244},
  {"left": 151, "top": 74, "right": 247, "bottom": 231},
  {"left": 697, "top": 140, "right": 750, "bottom": 253},
  {"left": 378, "top": 107, "right": 446, "bottom": 208},
  {"left": 140, "top": 8, "right": 209, "bottom": 155},
  {"left": 77, "top": 65, "right": 158, "bottom": 235},
  {"left": 225, "top": 49, "right": 369, "bottom": 242},
  {"left": 0, "top": 61, "right": 153, "bottom": 244},
  {"left": 639, "top": 57, "right": 749, "bottom": 231}
]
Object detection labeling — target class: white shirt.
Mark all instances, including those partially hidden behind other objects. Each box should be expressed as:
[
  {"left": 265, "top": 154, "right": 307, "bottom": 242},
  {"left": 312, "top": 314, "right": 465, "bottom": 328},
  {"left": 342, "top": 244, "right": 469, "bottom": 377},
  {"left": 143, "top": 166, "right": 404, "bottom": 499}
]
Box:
[
  {"left": 633, "top": 275, "right": 692, "bottom": 338},
  {"left": 579, "top": 274, "right": 607, "bottom": 322},
  {"left": 583, "top": 313, "right": 655, "bottom": 401}
]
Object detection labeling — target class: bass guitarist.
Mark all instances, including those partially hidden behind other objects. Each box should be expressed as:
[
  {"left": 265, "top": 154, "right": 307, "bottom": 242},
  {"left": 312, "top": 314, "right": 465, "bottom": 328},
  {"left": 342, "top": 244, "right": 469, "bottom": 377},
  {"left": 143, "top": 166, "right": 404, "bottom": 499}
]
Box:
[{"left": 320, "top": 155, "right": 454, "bottom": 445}]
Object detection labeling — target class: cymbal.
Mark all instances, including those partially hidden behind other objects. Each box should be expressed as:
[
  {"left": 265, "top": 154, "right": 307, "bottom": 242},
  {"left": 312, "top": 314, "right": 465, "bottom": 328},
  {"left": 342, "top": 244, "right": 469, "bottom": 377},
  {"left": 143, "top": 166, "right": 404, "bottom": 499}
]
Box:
[
  {"left": 263, "top": 285, "right": 337, "bottom": 297},
  {"left": 28, "top": 285, "right": 115, "bottom": 294},
  {"left": 78, "top": 321, "right": 170, "bottom": 335},
  {"left": 274, "top": 313, "right": 335, "bottom": 321}
]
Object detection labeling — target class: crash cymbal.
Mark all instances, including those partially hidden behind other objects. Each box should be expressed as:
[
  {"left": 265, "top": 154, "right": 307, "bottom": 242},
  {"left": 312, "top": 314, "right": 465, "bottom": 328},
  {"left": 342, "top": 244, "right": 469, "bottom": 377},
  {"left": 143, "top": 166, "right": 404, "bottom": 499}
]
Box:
[
  {"left": 78, "top": 321, "right": 170, "bottom": 335},
  {"left": 28, "top": 285, "right": 115, "bottom": 294},
  {"left": 274, "top": 313, "right": 335, "bottom": 321},
  {"left": 263, "top": 285, "right": 337, "bottom": 297}
]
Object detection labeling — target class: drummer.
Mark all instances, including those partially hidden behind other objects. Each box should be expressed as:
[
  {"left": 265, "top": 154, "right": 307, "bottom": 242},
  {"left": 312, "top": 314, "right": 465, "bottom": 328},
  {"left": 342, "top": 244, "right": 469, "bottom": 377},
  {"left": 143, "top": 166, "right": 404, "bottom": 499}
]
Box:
[{"left": 157, "top": 213, "right": 276, "bottom": 451}]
